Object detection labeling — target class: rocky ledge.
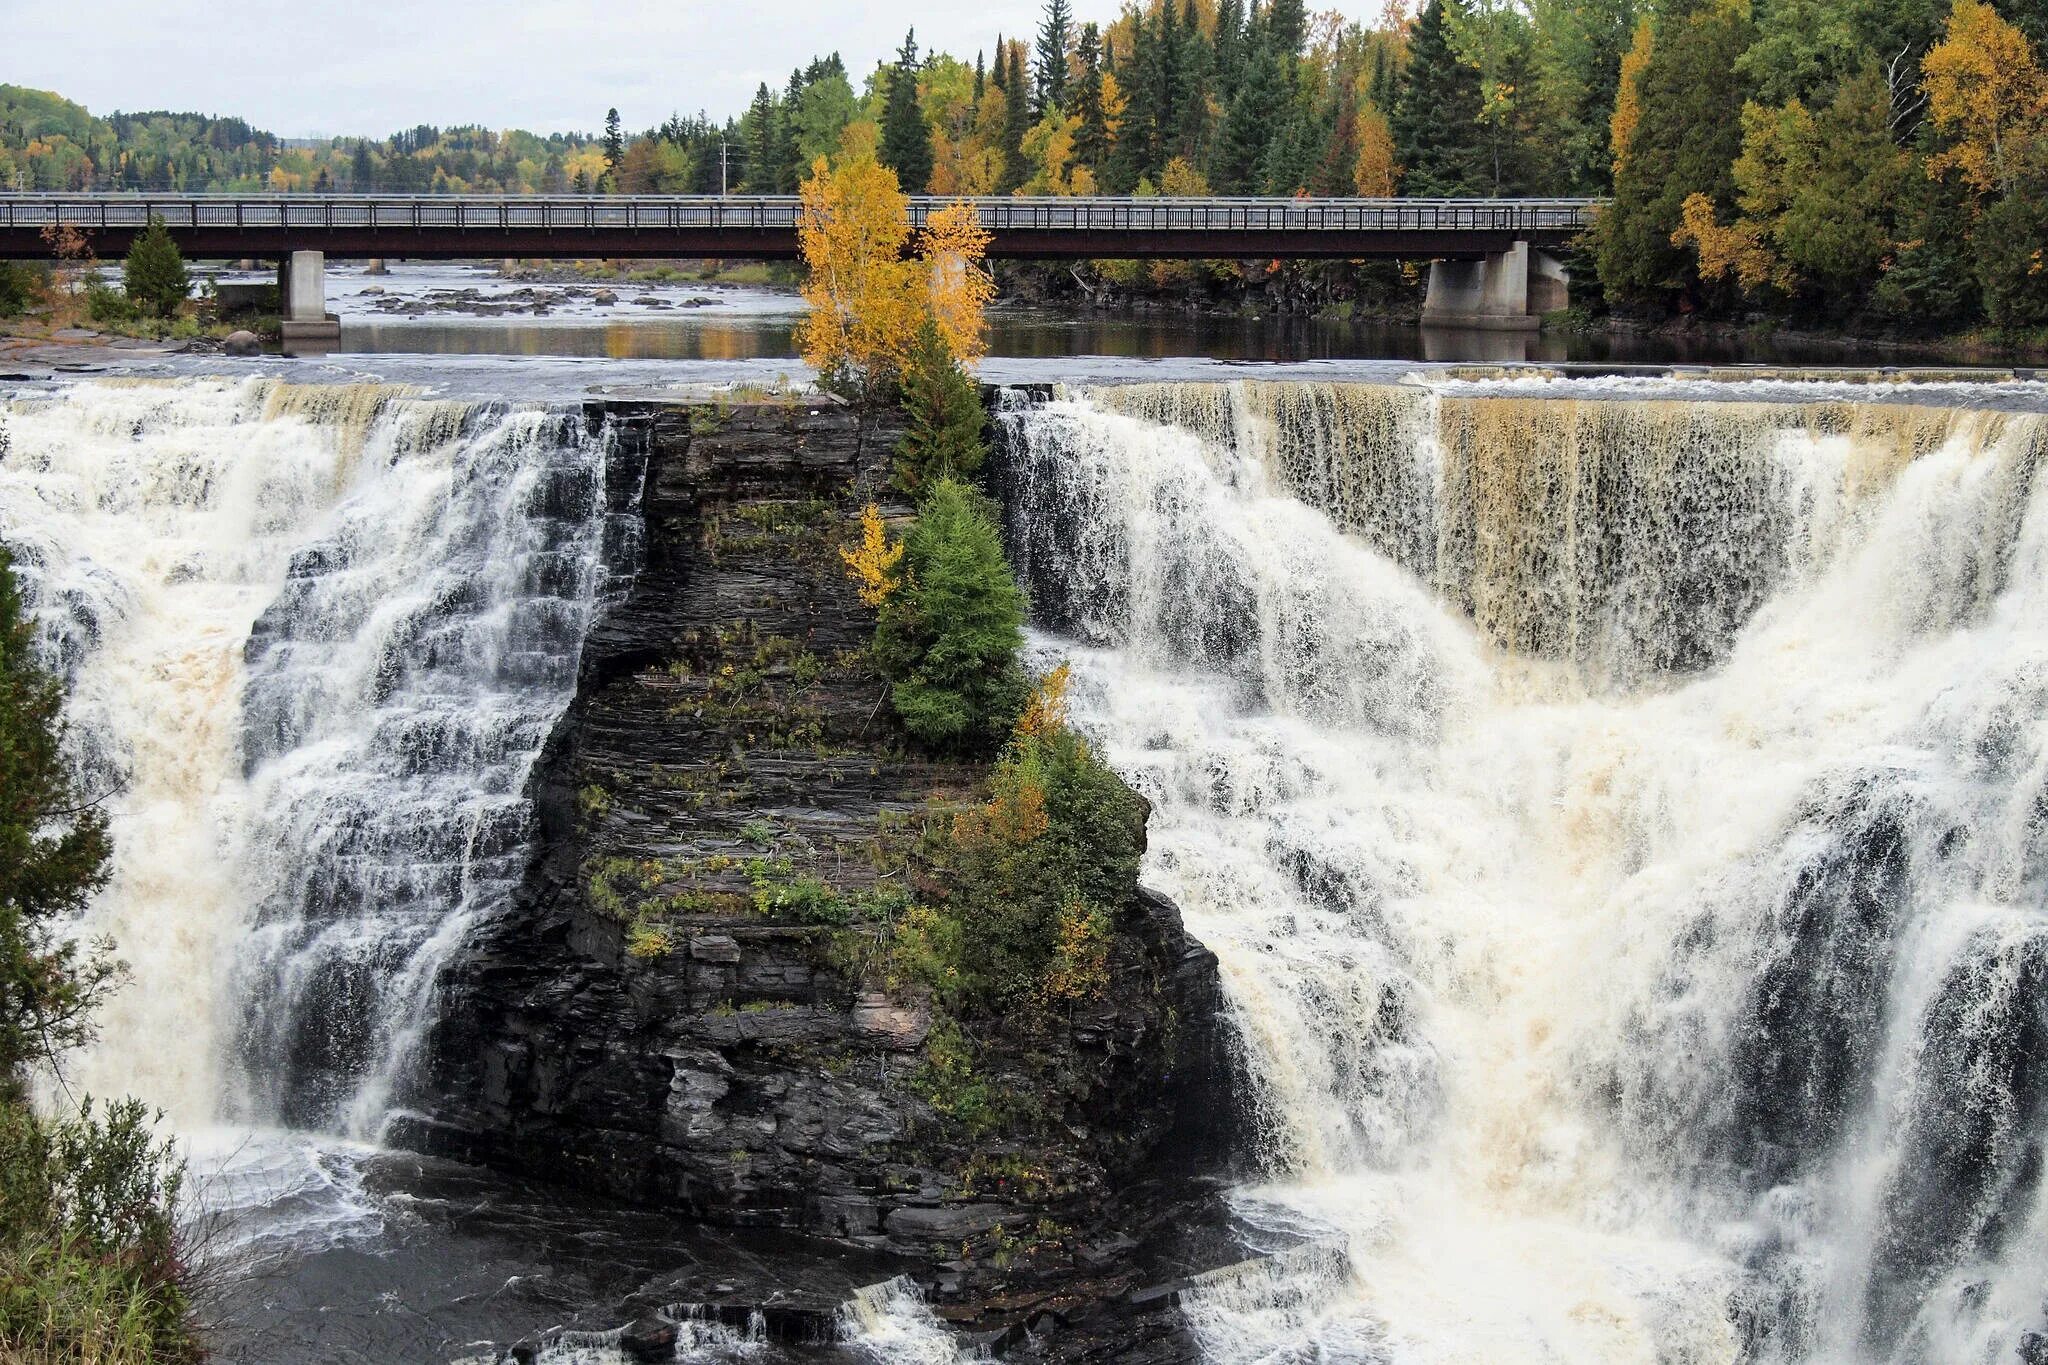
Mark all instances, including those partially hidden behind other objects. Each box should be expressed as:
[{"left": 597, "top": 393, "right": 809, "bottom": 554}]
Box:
[{"left": 399, "top": 395, "right": 1244, "bottom": 1353}]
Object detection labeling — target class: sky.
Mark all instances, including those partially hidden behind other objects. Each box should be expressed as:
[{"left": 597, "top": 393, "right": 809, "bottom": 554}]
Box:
[{"left": 5, "top": 1, "right": 1377, "bottom": 141}]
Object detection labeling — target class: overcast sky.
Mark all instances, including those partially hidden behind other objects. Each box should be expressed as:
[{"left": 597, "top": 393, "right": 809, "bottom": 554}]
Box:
[{"left": 4, "top": 1, "right": 1376, "bottom": 141}]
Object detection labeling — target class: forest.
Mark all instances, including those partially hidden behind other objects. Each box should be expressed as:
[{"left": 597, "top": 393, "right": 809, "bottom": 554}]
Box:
[{"left": 4, "top": 0, "right": 2048, "bottom": 335}]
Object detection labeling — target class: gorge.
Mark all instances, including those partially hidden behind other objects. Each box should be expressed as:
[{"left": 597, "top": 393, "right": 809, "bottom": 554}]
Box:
[{"left": 3, "top": 368, "right": 2048, "bottom": 1363}]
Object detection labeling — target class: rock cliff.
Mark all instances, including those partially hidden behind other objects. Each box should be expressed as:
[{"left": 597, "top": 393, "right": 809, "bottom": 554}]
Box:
[{"left": 400, "top": 395, "right": 1241, "bottom": 1348}]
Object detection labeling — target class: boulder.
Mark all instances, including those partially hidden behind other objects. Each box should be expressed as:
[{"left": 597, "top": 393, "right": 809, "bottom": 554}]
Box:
[
  {"left": 593, "top": 289, "right": 618, "bottom": 306},
  {"left": 222, "top": 330, "right": 262, "bottom": 357}
]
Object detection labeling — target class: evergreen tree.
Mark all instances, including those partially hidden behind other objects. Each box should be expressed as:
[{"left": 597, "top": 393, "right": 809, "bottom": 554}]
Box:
[
  {"left": 1105, "top": 15, "right": 1158, "bottom": 190},
  {"left": 743, "top": 83, "right": 777, "bottom": 192},
  {"left": 1268, "top": 0, "right": 1308, "bottom": 63},
  {"left": 1596, "top": 0, "right": 1754, "bottom": 299},
  {"left": 121, "top": 213, "right": 188, "bottom": 318},
  {"left": 1000, "top": 43, "right": 1032, "bottom": 192},
  {"left": 775, "top": 70, "right": 806, "bottom": 190},
  {"left": 895, "top": 318, "right": 989, "bottom": 493},
  {"left": 601, "top": 107, "right": 625, "bottom": 188},
  {"left": 874, "top": 480, "right": 1028, "bottom": 753},
  {"left": 350, "top": 139, "right": 374, "bottom": 191},
  {"left": 1214, "top": 0, "right": 1248, "bottom": 95},
  {"left": 880, "top": 30, "right": 935, "bottom": 192},
  {"left": 1173, "top": 0, "right": 1215, "bottom": 165},
  {"left": 0, "top": 549, "right": 115, "bottom": 1078},
  {"left": 975, "top": 50, "right": 987, "bottom": 105},
  {"left": 1392, "top": 0, "right": 1489, "bottom": 196},
  {"left": 1036, "top": 0, "right": 1075, "bottom": 116},
  {"left": 1216, "top": 12, "right": 1286, "bottom": 191},
  {"left": 1073, "top": 24, "right": 1111, "bottom": 172}
]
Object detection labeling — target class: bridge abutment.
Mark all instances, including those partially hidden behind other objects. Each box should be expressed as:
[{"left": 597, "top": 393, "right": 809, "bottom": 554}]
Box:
[
  {"left": 1422, "top": 241, "right": 1569, "bottom": 331},
  {"left": 277, "top": 250, "right": 341, "bottom": 353}
]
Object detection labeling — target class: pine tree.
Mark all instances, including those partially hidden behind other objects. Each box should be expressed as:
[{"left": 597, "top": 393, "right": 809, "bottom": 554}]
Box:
[
  {"left": 975, "top": 50, "right": 987, "bottom": 105},
  {"left": 602, "top": 108, "right": 625, "bottom": 189},
  {"left": 0, "top": 548, "right": 115, "bottom": 1078},
  {"left": 1214, "top": 0, "right": 1248, "bottom": 95},
  {"left": 1216, "top": 11, "right": 1285, "bottom": 191},
  {"left": 775, "top": 70, "right": 806, "bottom": 191},
  {"left": 1596, "top": 0, "right": 1755, "bottom": 299},
  {"left": 895, "top": 318, "right": 989, "bottom": 493},
  {"left": 1001, "top": 43, "right": 1033, "bottom": 192},
  {"left": 880, "top": 30, "right": 935, "bottom": 193},
  {"left": 1105, "top": 15, "right": 1157, "bottom": 191},
  {"left": 1391, "top": 0, "right": 1488, "bottom": 196},
  {"left": 122, "top": 213, "right": 189, "bottom": 318},
  {"left": 743, "top": 83, "right": 777, "bottom": 192},
  {"left": 1268, "top": 0, "right": 1308, "bottom": 63},
  {"left": 1173, "top": 0, "right": 1214, "bottom": 167},
  {"left": 350, "top": 140, "right": 374, "bottom": 191},
  {"left": 1036, "top": 0, "right": 1075, "bottom": 116},
  {"left": 1073, "top": 24, "right": 1111, "bottom": 173}
]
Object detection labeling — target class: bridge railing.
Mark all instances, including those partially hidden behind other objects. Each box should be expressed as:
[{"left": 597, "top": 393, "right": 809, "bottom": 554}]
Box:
[{"left": 0, "top": 193, "right": 1600, "bottom": 236}]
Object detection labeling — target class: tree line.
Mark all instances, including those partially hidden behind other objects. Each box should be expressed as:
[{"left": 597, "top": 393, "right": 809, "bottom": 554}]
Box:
[{"left": 7, "top": 0, "right": 2048, "bottom": 332}]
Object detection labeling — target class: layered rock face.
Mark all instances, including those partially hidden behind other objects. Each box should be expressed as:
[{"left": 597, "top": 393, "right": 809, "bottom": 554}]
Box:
[{"left": 403, "top": 397, "right": 1238, "bottom": 1329}]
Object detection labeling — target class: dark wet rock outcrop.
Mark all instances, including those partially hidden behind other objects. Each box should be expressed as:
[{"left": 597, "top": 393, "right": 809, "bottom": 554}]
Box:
[{"left": 400, "top": 396, "right": 1244, "bottom": 1349}]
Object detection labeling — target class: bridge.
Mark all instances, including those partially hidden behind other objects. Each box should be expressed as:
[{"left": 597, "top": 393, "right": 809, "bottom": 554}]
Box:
[{"left": 0, "top": 193, "right": 1601, "bottom": 343}]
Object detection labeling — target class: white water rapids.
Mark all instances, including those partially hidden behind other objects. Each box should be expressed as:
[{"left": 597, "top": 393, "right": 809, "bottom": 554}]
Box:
[
  {"left": 0, "top": 377, "right": 620, "bottom": 1140},
  {"left": 1000, "top": 380, "right": 2048, "bottom": 1364}
]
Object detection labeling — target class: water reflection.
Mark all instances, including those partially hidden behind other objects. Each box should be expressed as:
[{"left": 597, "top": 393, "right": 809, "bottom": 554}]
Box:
[{"left": 344, "top": 307, "right": 1926, "bottom": 367}]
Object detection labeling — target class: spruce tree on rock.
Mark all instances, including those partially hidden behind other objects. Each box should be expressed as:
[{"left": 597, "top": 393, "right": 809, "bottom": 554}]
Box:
[
  {"left": 895, "top": 318, "right": 988, "bottom": 494},
  {"left": 122, "top": 213, "right": 189, "bottom": 319},
  {"left": 1035, "top": 0, "right": 1074, "bottom": 117},
  {"left": 1392, "top": 0, "right": 1488, "bottom": 196},
  {"left": 880, "top": 31, "right": 935, "bottom": 193},
  {"left": 0, "top": 548, "right": 115, "bottom": 1078}
]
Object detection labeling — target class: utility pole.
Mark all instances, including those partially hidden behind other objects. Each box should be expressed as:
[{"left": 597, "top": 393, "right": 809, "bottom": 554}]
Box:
[{"left": 720, "top": 138, "right": 730, "bottom": 196}]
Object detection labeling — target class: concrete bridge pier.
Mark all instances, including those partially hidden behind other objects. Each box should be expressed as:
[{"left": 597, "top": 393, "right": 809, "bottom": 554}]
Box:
[
  {"left": 277, "top": 250, "right": 341, "bottom": 354},
  {"left": 1421, "top": 241, "right": 1570, "bottom": 331}
]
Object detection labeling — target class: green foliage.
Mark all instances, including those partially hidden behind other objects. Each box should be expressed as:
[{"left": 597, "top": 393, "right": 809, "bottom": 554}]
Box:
[
  {"left": 1393, "top": 0, "right": 1490, "bottom": 196},
  {"left": 916, "top": 723, "right": 1145, "bottom": 1007},
  {"left": 1597, "top": 0, "right": 1756, "bottom": 302},
  {"left": 0, "top": 265, "right": 45, "bottom": 320},
  {"left": 118, "top": 216, "right": 189, "bottom": 320},
  {"left": 0, "top": 549, "right": 117, "bottom": 1079},
  {"left": 873, "top": 480, "right": 1027, "bottom": 753},
  {"left": 0, "top": 1098, "right": 196, "bottom": 1364},
  {"left": 894, "top": 319, "right": 988, "bottom": 494},
  {"left": 1973, "top": 181, "right": 2048, "bottom": 328},
  {"left": 880, "top": 30, "right": 935, "bottom": 192},
  {"left": 909, "top": 1017, "right": 1000, "bottom": 1134}
]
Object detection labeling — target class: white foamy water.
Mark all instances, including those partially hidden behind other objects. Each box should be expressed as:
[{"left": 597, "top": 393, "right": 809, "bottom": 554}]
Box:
[
  {"left": 0, "top": 378, "right": 622, "bottom": 1139},
  {"left": 1001, "top": 381, "right": 2048, "bottom": 1364}
]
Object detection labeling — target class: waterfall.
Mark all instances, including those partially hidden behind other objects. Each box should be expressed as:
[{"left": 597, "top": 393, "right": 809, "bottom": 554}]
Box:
[
  {"left": 0, "top": 378, "right": 626, "bottom": 1140},
  {"left": 999, "top": 380, "right": 2048, "bottom": 1364}
]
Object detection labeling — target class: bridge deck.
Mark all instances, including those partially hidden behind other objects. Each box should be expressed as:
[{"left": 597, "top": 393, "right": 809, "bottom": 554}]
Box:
[{"left": 0, "top": 194, "right": 1598, "bottom": 261}]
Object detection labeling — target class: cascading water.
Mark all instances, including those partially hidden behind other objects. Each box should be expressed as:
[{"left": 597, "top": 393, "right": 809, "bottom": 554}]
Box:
[
  {"left": 998, "top": 379, "right": 2048, "bottom": 1364},
  {"left": 0, "top": 377, "right": 626, "bottom": 1141}
]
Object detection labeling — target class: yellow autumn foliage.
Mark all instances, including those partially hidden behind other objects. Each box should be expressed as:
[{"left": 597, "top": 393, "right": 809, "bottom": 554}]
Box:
[
  {"left": 918, "top": 200, "right": 996, "bottom": 367},
  {"left": 1923, "top": 0, "right": 2048, "bottom": 193},
  {"left": 839, "top": 504, "right": 904, "bottom": 607},
  {"left": 1015, "top": 663, "right": 1072, "bottom": 739},
  {"left": 1611, "top": 19, "right": 1654, "bottom": 177}
]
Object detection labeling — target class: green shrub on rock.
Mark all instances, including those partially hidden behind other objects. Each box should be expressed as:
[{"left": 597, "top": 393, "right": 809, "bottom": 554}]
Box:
[
  {"left": 894, "top": 319, "right": 988, "bottom": 495},
  {"left": 872, "top": 479, "right": 1027, "bottom": 753}
]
